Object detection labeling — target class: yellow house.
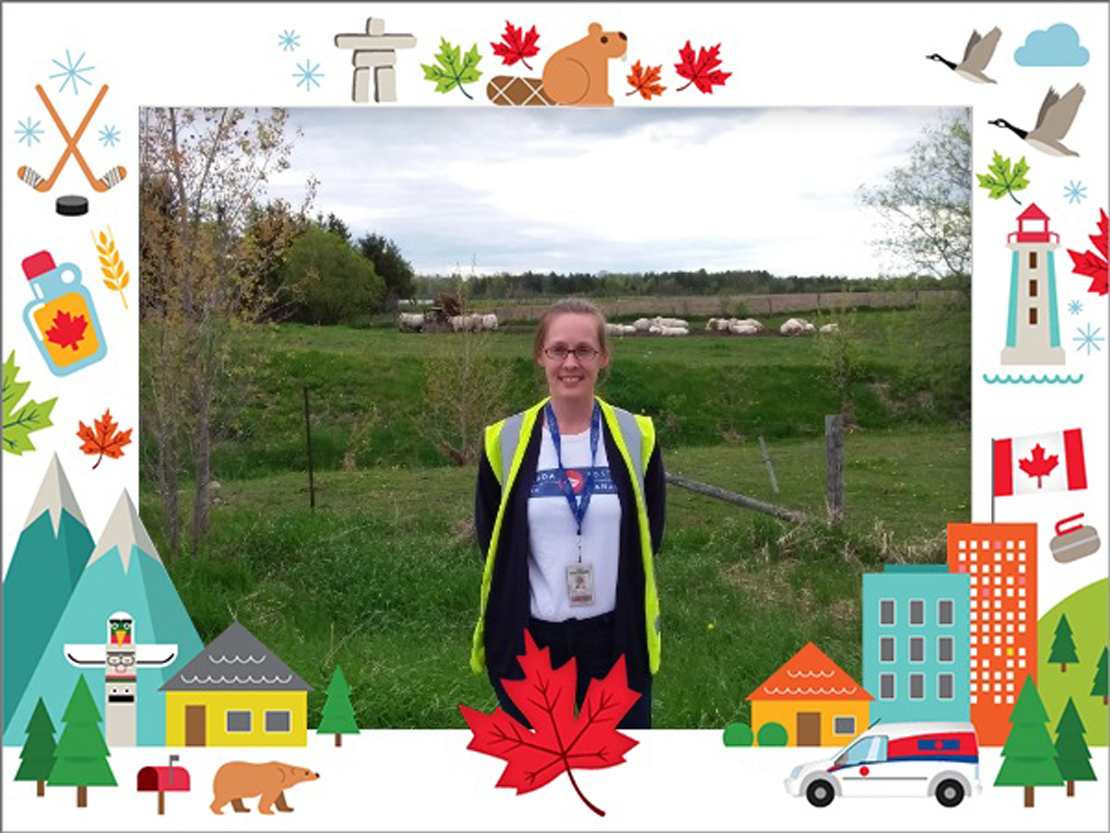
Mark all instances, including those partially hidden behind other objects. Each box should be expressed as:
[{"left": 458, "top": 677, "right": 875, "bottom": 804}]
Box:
[
  {"left": 160, "top": 622, "right": 313, "bottom": 747},
  {"left": 747, "top": 642, "right": 872, "bottom": 747}
]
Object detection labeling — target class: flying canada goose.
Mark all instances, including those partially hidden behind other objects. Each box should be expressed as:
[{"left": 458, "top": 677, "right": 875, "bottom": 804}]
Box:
[
  {"left": 927, "top": 27, "right": 1002, "bottom": 83},
  {"left": 989, "top": 84, "right": 1086, "bottom": 157}
]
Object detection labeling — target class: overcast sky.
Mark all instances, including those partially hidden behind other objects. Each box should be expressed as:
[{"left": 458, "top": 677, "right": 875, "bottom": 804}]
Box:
[{"left": 267, "top": 107, "right": 963, "bottom": 278}]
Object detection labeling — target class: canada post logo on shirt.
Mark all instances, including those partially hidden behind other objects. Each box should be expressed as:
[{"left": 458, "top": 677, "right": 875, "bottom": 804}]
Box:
[{"left": 531, "top": 467, "right": 616, "bottom": 497}]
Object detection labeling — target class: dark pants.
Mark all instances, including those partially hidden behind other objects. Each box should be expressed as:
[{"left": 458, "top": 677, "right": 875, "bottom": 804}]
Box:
[{"left": 490, "top": 613, "right": 652, "bottom": 729}]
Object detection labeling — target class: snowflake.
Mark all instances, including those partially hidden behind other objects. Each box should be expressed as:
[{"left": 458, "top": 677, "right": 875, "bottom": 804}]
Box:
[
  {"left": 278, "top": 29, "right": 300, "bottom": 51},
  {"left": 49, "top": 49, "right": 95, "bottom": 95},
  {"left": 1073, "top": 324, "right": 1104, "bottom": 356},
  {"left": 1068, "top": 300, "right": 1083, "bottom": 315},
  {"left": 98, "top": 124, "right": 120, "bottom": 148},
  {"left": 294, "top": 59, "right": 324, "bottom": 91},
  {"left": 1064, "top": 180, "right": 1087, "bottom": 205},
  {"left": 15, "top": 117, "right": 44, "bottom": 147}
]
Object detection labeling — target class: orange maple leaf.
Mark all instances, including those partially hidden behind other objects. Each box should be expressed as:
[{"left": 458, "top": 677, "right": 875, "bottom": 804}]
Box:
[
  {"left": 626, "top": 60, "right": 666, "bottom": 100},
  {"left": 45, "top": 311, "right": 88, "bottom": 351},
  {"left": 1018, "top": 443, "right": 1058, "bottom": 489},
  {"left": 77, "top": 409, "right": 133, "bottom": 469}
]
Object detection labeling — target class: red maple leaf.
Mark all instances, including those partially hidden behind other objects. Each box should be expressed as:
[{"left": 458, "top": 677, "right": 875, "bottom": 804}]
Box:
[
  {"left": 1018, "top": 443, "right": 1058, "bottom": 489},
  {"left": 1067, "top": 208, "right": 1108, "bottom": 296},
  {"left": 626, "top": 60, "right": 666, "bottom": 100},
  {"left": 45, "top": 310, "right": 88, "bottom": 351},
  {"left": 459, "top": 630, "right": 639, "bottom": 817},
  {"left": 76, "top": 409, "right": 133, "bottom": 469},
  {"left": 674, "top": 41, "right": 731, "bottom": 94},
  {"left": 491, "top": 20, "right": 540, "bottom": 70}
]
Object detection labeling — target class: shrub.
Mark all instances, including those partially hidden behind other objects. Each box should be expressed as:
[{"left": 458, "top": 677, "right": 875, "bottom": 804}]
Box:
[
  {"left": 722, "top": 722, "right": 754, "bottom": 747},
  {"left": 757, "top": 722, "right": 789, "bottom": 746}
]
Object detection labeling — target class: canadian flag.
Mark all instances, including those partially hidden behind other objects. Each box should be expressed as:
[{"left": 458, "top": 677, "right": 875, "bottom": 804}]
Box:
[{"left": 994, "top": 429, "right": 1088, "bottom": 497}]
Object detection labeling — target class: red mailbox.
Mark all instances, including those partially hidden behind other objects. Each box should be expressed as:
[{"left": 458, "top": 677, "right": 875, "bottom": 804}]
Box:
[{"left": 137, "top": 756, "right": 191, "bottom": 815}]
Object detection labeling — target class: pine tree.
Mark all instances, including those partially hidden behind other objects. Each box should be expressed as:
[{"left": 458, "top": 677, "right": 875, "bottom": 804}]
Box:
[
  {"left": 995, "top": 676, "right": 1063, "bottom": 807},
  {"left": 1092, "top": 647, "right": 1108, "bottom": 705},
  {"left": 15, "top": 698, "right": 56, "bottom": 797},
  {"left": 48, "top": 675, "right": 116, "bottom": 807},
  {"left": 1054, "top": 697, "right": 1097, "bottom": 797},
  {"left": 316, "top": 665, "right": 360, "bottom": 747},
  {"left": 1049, "top": 614, "right": 1079, "bottom": 672}
]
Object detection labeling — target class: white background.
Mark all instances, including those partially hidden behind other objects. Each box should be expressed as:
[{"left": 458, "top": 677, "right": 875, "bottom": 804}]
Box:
[{"left": 2, "top": 3, "right": 1107, "bottom": 831}]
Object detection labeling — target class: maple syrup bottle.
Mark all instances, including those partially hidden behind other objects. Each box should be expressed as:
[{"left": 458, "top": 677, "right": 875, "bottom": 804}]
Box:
[{"left": 21, "top": 250, "right": 107, "bottom": 376}]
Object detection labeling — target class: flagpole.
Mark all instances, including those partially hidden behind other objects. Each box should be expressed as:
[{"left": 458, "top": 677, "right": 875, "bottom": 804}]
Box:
[{"left": 990, "top": 437, "right": 996, "bottom": 524}]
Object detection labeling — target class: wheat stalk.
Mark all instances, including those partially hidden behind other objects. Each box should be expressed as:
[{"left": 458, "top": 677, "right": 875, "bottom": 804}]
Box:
[{"left": 91, "top": 224, "right": 130, "bottom": 310}]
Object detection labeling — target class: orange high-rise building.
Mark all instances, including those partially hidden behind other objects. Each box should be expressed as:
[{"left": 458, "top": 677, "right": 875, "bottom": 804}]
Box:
[{"left": 946, "top": 523, "right": 1038, "bottom": 746}]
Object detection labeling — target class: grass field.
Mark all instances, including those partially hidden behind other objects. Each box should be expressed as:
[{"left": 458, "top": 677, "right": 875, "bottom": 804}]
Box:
[{"left": 143, "top": 304, "right": 971, "bottom": 729}]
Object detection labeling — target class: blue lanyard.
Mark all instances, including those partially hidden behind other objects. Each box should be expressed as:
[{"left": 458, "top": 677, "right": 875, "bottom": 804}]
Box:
[{"left": 544, "top": 401, "right": 600, "bottom": 538}]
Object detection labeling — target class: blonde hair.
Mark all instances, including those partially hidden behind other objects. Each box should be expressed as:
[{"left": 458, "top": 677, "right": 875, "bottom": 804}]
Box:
[{"left": 532, "top": 298, "right": 609, "bottom": 362}]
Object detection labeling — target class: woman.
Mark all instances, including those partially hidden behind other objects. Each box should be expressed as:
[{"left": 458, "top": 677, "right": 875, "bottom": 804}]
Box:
[{"left": 471, "top": 299, "right": 665, "bottom": 728}]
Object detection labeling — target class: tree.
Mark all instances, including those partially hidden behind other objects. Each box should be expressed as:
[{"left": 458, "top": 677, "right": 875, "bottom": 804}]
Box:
[
  {"left": 1049, "top": 614, "right": 1079, "bottom": 672},
  {"left": 859, "top": 111, "right": 971, "bottom": 288},
  {"left": 356, "top": 233, "right": 416, "bottom": 308},
  {"left": 140, "top": 107, "right": 313, "bottom": 556},
  {"left": 48, "top": 676, "right": 116, "bottom": 807},
  {"left": 1054, "top": 697, "right": 1096, "bottom": 797},
  {"left": 995, "top": 676, "right": 1063, "bottom": 807},
  {"left": 317, "top": 211, "right": 351, "bottom": 243},
  {"left": 282, "top": 226, "right": 385, "bottom": 324},
  {"left": 1092, "top": 647, "right": 1108, "bottom": 705},
  {"left": 15, "top": 698, "right": 56, "bottom": 797},
  {"left": 316, "top": 665, "right": 360, "bottom": 747}
]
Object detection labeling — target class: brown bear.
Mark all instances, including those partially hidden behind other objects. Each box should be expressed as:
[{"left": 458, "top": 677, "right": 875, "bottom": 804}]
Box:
[
  {"left": 210, "top": 761, "right": 319, "bottom": 815},
  {"left": 542, "top": 22, "right": 628, "bottom": 106}
]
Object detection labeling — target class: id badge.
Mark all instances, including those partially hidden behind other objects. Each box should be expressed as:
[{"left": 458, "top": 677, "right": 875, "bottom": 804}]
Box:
[{"left": 567, "top": 563, "right": 595, "bottom": 607}]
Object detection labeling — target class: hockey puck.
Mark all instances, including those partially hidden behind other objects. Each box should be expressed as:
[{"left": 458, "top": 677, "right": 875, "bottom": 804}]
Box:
[{"left": 56, "top": 195, "right": 89, "bottom": 216}]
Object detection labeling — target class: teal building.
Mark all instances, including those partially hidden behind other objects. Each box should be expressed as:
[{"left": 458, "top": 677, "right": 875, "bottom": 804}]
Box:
[{"left": 862, "top": 564, "right": 971, "bottom": 724}]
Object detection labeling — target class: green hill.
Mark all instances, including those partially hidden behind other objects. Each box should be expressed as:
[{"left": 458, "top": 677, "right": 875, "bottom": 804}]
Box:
[{"left": 1038, "top": 579, "right": 1108, "bottom": 747}]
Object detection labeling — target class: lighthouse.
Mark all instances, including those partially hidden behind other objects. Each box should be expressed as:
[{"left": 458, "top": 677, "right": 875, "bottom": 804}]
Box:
[{"left": 1001, "top": 203, "right": 1064, "bottom": 365}]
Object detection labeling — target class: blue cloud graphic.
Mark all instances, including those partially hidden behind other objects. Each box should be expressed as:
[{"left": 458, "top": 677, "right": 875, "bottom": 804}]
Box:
[{"left": 1015, "top": 23, "right": 1090, "bottom": 66}]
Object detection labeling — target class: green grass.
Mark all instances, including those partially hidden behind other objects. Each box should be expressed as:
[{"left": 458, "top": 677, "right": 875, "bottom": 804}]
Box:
[
  {"left": 148, "top": 426, "right": 968, "bottom": 729},
  {"left": 205, "top": 307, "right": 969, "bottom": 477},
  {"left": 144, "top": 307, "right": 970, "bottom": 728}
]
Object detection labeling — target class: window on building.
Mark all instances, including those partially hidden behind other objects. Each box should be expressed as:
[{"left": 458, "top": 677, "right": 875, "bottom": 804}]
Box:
[
  {"left": 1029, "top": 279, "right": 1038, "bottom": 297},
  {"left": 938, "top": 674, "right": 955, "bottom": 700},
  {"left": 909, "top": 636, "right": 925, "bottom": 663},
  {"left": 833, "top": 716, "right": 856, "bottom": 735},
  {"left": 938, "top": 599, "right": 954, "bottom": 626},
  {"left": 880, "top": 636, "right": 896, "bottom": 663},
  {"left": 880, "top": 599, "right": 895, "bottom": 626},
  {"left": 1030, "top": 307, "right": 1038, "bottom": 326},
  {"left": 880, "top": 673, "right": 895, "bottom": 700},
  {"left": 909, "top": 599, "right": 925, "bottom": 626},
  {"left": 909, "top": 673, "right": 925, "bottom": 700},
  {"left": 938, "top": 636, "right": 955, "bottom": 663},
  {"left": 226, "top": 711, "right": 252, "bottom": 733},
  {"left": 1029, "top": 252, "right": 1038, "bottom": 269},
  {"left": 265, "top": 711, "right": 291, "bottom": 733}
]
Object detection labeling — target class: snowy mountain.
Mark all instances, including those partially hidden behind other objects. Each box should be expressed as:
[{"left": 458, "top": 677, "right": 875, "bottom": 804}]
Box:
[
  {"left": 3, "top": 454, "right": 94, "bottom": 729},
  {"left": 4, "top": 490, "right": 203, "bottom": 746}
]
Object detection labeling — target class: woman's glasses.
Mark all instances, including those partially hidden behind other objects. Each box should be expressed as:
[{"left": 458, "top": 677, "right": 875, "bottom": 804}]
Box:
[{"left": 544, "top": 346, "right": 600, "bottom": 362}]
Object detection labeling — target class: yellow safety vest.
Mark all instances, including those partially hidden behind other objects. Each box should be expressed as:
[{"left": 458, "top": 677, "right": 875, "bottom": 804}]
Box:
[{"left": 470, "top": 396, "right": 661, "bottom": 675}]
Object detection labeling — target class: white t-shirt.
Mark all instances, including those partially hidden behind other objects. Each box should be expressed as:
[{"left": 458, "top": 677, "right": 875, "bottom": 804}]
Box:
[{"left": 527, "top": 425, "right": 622, "bottom": 621}]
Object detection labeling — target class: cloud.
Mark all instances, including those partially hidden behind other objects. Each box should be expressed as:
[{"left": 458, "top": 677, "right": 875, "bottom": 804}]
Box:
[
  {"left": 1014, "top": 23, "right": 1090, "bottom": 67},
  {"left": 266, "top": 107, "right": 960, "bottom": 279}
]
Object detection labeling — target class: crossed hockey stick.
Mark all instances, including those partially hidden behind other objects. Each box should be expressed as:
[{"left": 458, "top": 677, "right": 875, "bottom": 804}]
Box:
[{"left": 17, "top": 84, "right": 126, "bottom": 193}]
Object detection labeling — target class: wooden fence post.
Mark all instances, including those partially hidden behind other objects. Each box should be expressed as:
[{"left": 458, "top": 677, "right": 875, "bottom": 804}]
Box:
[{"left": 825, "top": 414, "right": 844, "bottom": 521}]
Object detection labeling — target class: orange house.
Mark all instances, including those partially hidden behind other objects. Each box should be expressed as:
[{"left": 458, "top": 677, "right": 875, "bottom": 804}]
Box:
[{"left": 747, "top": 643, "right": 872, "bottom": 747}]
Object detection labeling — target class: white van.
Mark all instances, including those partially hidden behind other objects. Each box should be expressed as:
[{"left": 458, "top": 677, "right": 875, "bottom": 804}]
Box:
[{"left": 784, "top": 721, "right": 982, "bottom": 808}]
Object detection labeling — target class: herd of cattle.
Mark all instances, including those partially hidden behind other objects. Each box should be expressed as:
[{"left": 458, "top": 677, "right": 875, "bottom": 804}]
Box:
[{"left": 397, "top": 312, "right": 837, "bottom": 337}]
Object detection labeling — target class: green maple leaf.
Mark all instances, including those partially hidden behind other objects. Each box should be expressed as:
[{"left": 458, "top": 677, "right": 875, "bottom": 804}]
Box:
[
  {"left": 421, "top": 38, "right": 483, "bottom": 100},
  {"left": 3, "top": 351, "right": 57, "bottom": 455},
  {"left": 977, "top": 151, "right": 1030, "bottom": 205}
]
